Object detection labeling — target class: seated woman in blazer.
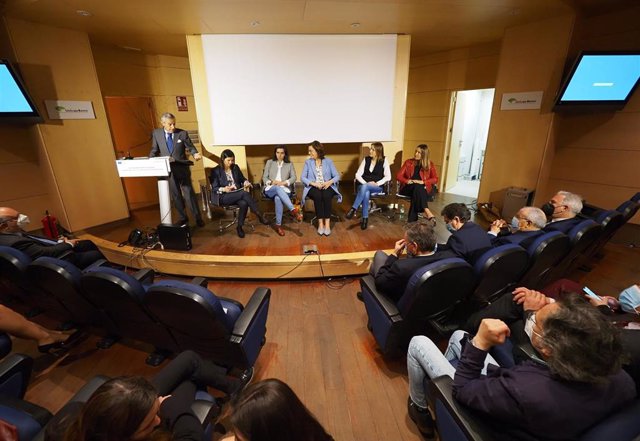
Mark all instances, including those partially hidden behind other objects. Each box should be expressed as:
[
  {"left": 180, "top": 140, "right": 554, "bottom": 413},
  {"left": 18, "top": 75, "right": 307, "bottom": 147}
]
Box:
[
  {"left": 397, "top": 144, "right": 438, "bottom": 222},
  {"left": 210, "top": 149, "right": 269, "bottom": 238},
  {"left": 262, "top": 145, "right": 303, "bottom": 237},
  {"left": 301, "top": 141, "right": 341, "bottom": 236}
]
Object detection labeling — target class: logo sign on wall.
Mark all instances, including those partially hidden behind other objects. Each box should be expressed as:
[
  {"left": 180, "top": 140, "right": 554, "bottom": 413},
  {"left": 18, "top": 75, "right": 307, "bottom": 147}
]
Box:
[
  {"left": 45, "top": 100, "right": 96, "bottom": 119},
  {"left": 500, "top": 91, "right": 544, "bottom": 110},
  {"left": 176, "top": 96, "right": 188, "bottom": 111}
]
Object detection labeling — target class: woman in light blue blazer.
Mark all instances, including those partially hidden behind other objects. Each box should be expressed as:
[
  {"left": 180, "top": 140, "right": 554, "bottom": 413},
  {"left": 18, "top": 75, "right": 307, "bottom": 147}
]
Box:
[{"left": 301, "top": 140, "right": 341, "bottom": 236}]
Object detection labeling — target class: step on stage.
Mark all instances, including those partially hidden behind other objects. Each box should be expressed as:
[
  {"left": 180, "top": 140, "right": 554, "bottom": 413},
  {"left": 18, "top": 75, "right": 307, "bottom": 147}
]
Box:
[{"left": 82, "top": 194, "right": 467, "bottom": 280}]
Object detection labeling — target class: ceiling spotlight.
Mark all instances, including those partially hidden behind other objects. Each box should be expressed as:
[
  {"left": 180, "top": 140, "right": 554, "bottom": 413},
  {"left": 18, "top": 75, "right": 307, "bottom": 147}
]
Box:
[
  {"left": 350, "top": 22, "right": 361, "bottom": 29},
  {"left": 76, "top": 10, "right": 92, "bottom": 17},
  {"left": 250, "top": 21, "right": 260, "bottom": 27}
]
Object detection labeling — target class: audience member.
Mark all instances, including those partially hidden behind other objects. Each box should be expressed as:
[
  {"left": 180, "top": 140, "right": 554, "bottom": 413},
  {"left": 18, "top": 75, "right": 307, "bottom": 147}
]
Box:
[
  {"left": 301, "top": 141, "right": 341, "bottom": 236},
  {"left": 542, "top": 190, "right": 584, "bottom": 233},
  {"left": 210, "top": 149, "right": 269, "bottom": 238},
  {"left": 0, "top": 304, "right": 81, "bottom": 353},
  {"left": 262, "top": 145, "right": 303, "bottom": 236},
  {"left": 225, "top": 378, "right": 334, "bottom": 441},
  {"left": 396, "top": 144, "right": 438, "bottom": 222},
  {"left": 346, "top": 142, "right": 391, "bottom": 230},
  {"left": 0, "top": 207, "right": 105, "bottom": 269},
  {"left": 440, "top": 203, "right": 491, "bottom": 261},
  {"left": 149, "top": 112, "right": 205, "bottom": 228},
  {"left": 407, "top": 293, "right": 636, "bottom": 440},
  {"left": 54, "top": 350, "right": 251, "bottom": 441},
  {"left": 487, "top": 206, "right": 546, "bottom": 249},
  {"left": 367, "top": 220, "right": 456, "bottom": 303}
]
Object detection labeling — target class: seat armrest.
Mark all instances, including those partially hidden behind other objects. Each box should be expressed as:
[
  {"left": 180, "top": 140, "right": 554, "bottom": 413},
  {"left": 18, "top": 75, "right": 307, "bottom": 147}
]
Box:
[
  {"left": 85, "top": 259, "right": 108, "bottom": 271},
  {"left": 69, "top": 375, "right": 110, "bottom": 403},
  {"left": 133, "top": 268, "right": 155, "bottom": 285},
  {"left": 429, "top": 376, "right": 495, "bottom": 441},
  {"left": 231, "top": 287, "right": 270, "bottom": 337},
  {"left": 191, "top": 276, "right": 208, "bottom": 288},
  {"left": 218, "top": 296, "right": 244, "bottom": 312},
  {"left": 0, "top": 353, "right": 33, "bottom": 399},
  {"left": 191, "top": 399, "right": 219, "bottom": 426},
  {"left": 361, "top": 275, "right": 400, "bottom": 318}
]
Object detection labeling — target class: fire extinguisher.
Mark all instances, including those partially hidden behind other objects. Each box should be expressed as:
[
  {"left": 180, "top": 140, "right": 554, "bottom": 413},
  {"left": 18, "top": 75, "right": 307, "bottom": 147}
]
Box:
[{"left": 41, "top": 210, "right": 59, "bottom": 239}]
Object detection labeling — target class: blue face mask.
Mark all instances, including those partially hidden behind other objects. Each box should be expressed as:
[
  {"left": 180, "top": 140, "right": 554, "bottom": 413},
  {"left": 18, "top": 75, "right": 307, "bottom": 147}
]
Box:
[
  {"left": 619, "top": 285, "right": 640, "bottom": 314},
  {"left": 510, "top": 217, "right": 520, "bottom": 231},
  {"left": 446, "top": 223, "right": 456, "bottom": 234}
]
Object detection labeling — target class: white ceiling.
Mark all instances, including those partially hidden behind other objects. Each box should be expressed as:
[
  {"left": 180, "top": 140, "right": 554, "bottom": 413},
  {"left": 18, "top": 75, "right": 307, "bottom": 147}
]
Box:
[{"left": 2, "top": 0, "right": 636, "bottom": 57}]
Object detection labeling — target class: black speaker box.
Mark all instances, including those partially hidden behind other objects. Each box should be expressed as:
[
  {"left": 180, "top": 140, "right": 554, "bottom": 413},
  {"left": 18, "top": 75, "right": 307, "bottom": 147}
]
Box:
[{"left": 157, "top": 223, "right": 192, "bottom": 251}]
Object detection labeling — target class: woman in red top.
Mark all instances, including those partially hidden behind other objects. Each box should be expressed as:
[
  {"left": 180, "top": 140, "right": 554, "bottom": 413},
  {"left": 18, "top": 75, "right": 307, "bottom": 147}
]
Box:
[{"left": 397, "top": 144, "right": 438, "bottom": 222}]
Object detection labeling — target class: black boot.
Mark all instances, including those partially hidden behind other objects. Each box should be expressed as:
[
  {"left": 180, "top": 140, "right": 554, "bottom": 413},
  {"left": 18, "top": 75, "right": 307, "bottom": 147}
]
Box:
[
  {"left": 361, "top": 217, "right": 368, "bottom": 230},
  {"left": 346, "top": 207, "right": 356, "bottom": 219},
  {"left": 236, "top": 226, "right": 245, "bottom": 238},
  {"left": 408, "top": 397, "right": 435, "bottom": 439},
  {"left": 257, "top": 212, "right": 270, "bottom": 225}
]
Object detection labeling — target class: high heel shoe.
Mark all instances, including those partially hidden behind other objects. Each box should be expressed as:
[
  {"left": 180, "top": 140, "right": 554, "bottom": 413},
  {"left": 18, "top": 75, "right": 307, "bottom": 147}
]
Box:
[
  {"left": 257, "top": 213, "right": 270, "bottom": 225},
  {"left": 346, "top": 208, "right": 356, "bottom": 220},
  {"left": 237, "top": 226, "right": 245, "bottom": 238},
  {"left": 38, "top": 329, "right": 84, "bottom": 353}
]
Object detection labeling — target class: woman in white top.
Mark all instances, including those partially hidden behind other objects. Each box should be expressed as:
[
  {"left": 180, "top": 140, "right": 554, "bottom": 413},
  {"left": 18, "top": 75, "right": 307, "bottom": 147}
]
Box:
[
  {"left": 262, "top": 145, "right": 303, "bottom": 237},
  {"left": 345, "top": 142, "right": 391, "bottom": 230}
]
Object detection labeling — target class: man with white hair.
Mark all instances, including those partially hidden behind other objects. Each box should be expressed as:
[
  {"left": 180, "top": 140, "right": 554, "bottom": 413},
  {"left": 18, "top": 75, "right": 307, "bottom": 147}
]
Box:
[
  {"left": 149, "top": 113, "right": 204, "bottom": 227},
  {"left": 487, "top": 206, "right": 546, "bottom": 249},
  {"left": 542, "top": 190, "right": 584, "bottom": 234}
]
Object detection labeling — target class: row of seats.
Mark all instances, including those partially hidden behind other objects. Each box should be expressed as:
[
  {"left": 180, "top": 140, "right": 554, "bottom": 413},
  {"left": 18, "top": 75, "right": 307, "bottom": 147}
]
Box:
[
  {"left": 361, "top": 193, "right": 640, "bottom": 357},
  {"left": 0, "top": 348, "right": 218, "bottom": 441},
  {"left": 0, "top": 247, "right": 270, "bottom": 369}
]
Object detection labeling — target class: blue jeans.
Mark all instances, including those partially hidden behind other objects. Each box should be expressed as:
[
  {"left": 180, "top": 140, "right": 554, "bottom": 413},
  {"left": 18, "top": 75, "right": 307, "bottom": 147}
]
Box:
[
  {"left": 407, "top": 331, "right": 499, "bottom": 409},
  {"left": 264, "top": 186, "right": 294, "bottom": 225},
  {"left": 352, "top": 183, "right": 383, "bottom": 218}
]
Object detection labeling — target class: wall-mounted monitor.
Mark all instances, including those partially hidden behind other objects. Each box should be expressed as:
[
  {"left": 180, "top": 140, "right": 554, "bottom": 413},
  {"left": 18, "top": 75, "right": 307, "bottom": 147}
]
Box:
[
  {"left": 0, "top": 59, "right": 43, "bottom": 124},
  {"left": 554, "top": 51, "right": 640, "bottom": 111}
]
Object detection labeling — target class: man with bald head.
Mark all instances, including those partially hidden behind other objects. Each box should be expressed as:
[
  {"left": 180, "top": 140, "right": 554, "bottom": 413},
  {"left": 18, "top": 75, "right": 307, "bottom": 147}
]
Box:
[
  {"left": 0, "top": 207, "right": 105, "bottom": 269},
  {"left": 488, "top": 206, "right": 546, "bottom": 250}
]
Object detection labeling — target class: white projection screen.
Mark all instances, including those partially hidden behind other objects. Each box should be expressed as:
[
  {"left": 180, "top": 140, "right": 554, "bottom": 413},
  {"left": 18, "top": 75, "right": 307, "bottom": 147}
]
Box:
[{"left": 200, "top": 34, "right": 398, "bottom": 145}]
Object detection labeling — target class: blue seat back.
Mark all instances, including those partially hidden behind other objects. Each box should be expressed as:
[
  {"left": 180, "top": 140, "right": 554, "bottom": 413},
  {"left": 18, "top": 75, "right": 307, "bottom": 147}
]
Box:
[
  {"left": 519, "top": 231, "right": 570, "bottom": 289},
  {"left": 580, "top": 399, "right": 640, "bottom": 441},
  {"left": 472, "top": 244, "right": 529, "bottom": 304},
  {"left": 0, "top": 246, "right": 33, "bottom": 305},
  {"left": 617, "top": 200, "right": 640, "bottom": 222}
]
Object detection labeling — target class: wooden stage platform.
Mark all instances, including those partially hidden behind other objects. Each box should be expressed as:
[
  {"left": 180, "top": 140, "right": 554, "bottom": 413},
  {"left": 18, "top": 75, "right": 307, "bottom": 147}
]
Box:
[{"left": 81, "top": 193, "right": 475, "bottom": 279}]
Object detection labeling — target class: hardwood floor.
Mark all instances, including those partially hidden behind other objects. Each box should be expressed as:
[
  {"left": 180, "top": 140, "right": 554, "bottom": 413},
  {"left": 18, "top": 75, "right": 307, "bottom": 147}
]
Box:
[{"left": 11, "top": 220, "right": 640, "bottom": 440}]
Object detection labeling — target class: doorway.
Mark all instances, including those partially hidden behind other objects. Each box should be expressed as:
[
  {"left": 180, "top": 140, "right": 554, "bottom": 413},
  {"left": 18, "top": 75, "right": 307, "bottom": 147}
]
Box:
[
  {"left": 104, "top": 96, "right": 158, "bottom": 210},
  {"left": 443, "top": 88, "right": 494, "bottom": 199}
]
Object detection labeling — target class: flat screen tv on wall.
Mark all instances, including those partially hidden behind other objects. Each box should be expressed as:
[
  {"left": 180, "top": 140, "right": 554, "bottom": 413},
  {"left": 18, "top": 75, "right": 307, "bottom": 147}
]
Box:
[
  {"left": 0, "top": 59, "right": 42, "bottom": 124},
  {"left": 554, "top": 51, "right": 640, "bottom": 111}
]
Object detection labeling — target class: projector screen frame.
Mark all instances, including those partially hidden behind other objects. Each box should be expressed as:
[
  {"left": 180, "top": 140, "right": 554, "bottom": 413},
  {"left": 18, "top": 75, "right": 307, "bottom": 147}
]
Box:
[
  {"left": 553, "top": 50, "right": 640, "bottom": 112},
  {"left": 0, "top": 59, "right": 43, "bottom": 125}
]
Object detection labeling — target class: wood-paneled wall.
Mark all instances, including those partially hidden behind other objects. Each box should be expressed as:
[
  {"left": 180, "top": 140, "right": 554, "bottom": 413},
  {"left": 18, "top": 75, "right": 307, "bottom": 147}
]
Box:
[
  {"left": 404, "top": 42, "right": 500, "bottom": 184},
  {"left": 543, "top": 5, "right": 640, "bottom": 224}
]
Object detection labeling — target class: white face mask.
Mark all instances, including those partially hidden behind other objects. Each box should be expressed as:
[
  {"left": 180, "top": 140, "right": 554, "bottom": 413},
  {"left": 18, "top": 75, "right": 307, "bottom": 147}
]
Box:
[
  {"left": 16, "top": 214, "right": 30, "bottom": 229},
  {"left": 524, "top": 313, "right": 536, "bottom": 342}
]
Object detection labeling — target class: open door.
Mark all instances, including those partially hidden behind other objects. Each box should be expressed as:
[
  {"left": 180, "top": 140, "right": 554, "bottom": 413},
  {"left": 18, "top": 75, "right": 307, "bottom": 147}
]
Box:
[
  {"left": 104, "top": 96, "right": 158, "bottom": 210},
  {"left": 443, "top": 89, "right": 494, "bottom": 199}
]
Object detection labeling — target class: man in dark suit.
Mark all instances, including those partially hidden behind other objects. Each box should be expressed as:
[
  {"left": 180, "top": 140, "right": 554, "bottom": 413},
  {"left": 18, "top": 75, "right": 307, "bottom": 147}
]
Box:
[
  {"left": 369, "top": 220, "right": 456, "bottom": 303},
  {"left": 487, "top": 206, "right": 546, "bottom": 250},
  {"left": 440, "top": 203, "right": 491, "bottom": 262},
  {"left": 149, "top": 113, "right": 204, "bottom": 227},
  {"left": 542, "top": 190, "right": 584, "bottom": 234},
  {"left": 0, "top": 207, "right": 105, "bottom": 269}
]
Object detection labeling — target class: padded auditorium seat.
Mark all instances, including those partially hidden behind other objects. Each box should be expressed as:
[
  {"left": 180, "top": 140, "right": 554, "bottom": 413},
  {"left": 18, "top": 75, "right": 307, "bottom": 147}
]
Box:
[
  {"left": 544, "top": 218, "right": 601, "bottom": 284},
  {"left": 360, "top": 258, "right": 475, "bottom": 357},
  {"left": 470, "top": 244, "right": 529, "bottom": 305},
  {"left": 80, "top": 266, "right": 179, "bottom": 365},
  {"left": 518, "top": 231, "right": 570, "bottom": 289},
  {"left": 145, "top": 279, "right": 271, "bottom": 369}
]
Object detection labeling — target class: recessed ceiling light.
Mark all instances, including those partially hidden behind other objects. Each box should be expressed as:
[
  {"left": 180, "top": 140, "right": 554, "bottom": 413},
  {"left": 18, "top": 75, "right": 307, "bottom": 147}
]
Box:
[
  {"left": 350, "top": 22, "right": 361, "bottom": 29},
  {"left": 76, "top": 10, "right": 92, "bottom": 17},
  {"left": 250, "top": 21, "right": 260, "bottom": 27}
]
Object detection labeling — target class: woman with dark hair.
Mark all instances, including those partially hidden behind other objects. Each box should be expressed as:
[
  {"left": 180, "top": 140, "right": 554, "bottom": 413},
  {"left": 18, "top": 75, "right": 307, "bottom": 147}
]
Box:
[
  {"left": 210, "top": 149, "right": 269, "bottom": 238},
  {"left": 396, "top": 144, "right": 438, "bottom": 222},
  {"left": 262, "top": 145, "right": 303, "bottom": 236},
  {"left": 226, "top": 379, "right": 334, "bottom": 441},
  {"left": 57, "top": 351, "right": 250, "bottom": 441},
  {"left": 301, "top": 141, "right": 341, "bottom": 236},
  {"left": 345, "top": 142, "right": 391, "bottom": 230}
]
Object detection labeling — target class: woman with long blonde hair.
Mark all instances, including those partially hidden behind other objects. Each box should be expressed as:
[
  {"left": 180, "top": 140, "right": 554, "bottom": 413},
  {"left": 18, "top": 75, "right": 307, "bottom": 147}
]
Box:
[{"left": 396, "top": 144, "right": 438, "bottom": 222}]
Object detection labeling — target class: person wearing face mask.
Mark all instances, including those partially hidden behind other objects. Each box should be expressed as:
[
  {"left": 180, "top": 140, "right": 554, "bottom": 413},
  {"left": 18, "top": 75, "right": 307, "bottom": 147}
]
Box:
[
  {"left": 439, "top": 203, "right": 491, "bottom": 262},
  {"left": 406, "top": 293, "right": 635, "bottom": 441},
  {"left": 541, "top": 190, "right": 585, "bottom": 234},
  {"left": 366, "top": 220, "right": 456, "bottom": 303},
  {"left": 487, "top": 206, "right": 546, "bottom": 249},
  {"left": 0, "top": 206, "right": 105, "bottom": 269}
]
